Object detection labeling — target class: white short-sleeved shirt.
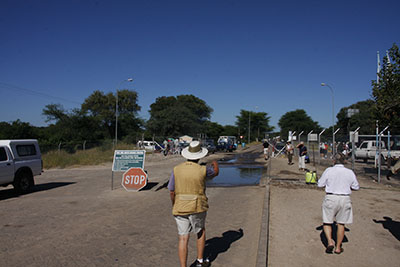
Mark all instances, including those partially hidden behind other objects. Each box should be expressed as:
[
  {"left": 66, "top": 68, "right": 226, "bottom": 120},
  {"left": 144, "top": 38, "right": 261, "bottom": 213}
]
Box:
[{"left": 317, "top": 164, "right": 359, "bottom": 195}]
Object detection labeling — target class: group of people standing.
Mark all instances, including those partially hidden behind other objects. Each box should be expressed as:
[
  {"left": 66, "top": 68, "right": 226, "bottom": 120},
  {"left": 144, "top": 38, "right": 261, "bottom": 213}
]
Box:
[
  {"left": 168, "top": 139, "right": 360, "bottom": 266},
  {"left": 264, "top": 139, "right": 307, "bottom": 170}
]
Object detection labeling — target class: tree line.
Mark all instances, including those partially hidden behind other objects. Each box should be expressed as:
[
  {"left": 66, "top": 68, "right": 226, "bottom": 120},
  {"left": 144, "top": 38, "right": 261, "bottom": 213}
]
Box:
[{"left": 1, "top": 44, "right": 399, "bottom": 149}]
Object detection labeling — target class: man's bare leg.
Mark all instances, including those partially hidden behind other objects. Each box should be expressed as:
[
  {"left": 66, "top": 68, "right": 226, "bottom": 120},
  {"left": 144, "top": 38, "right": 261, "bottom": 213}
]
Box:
[
  {"left": 335, "top": 224, "right": 345, "bottom": 253},
  {"left": 196, "top": 229, "right": 206, "bottom": 261},
  {"left": 178, "top": 234, "right": 189, "bottom": 267},
  {"left": 323, "top": 224, "right": 335, "bottom": 247}
]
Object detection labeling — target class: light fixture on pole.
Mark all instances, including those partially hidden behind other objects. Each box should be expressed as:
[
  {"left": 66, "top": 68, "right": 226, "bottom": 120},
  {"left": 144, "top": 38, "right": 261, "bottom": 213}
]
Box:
[
  {"left": 321, "top": 83, "right": 335, "bottom": 156},
  {"left": 115, "top": 78, "right": 133, "bottom": 147}
]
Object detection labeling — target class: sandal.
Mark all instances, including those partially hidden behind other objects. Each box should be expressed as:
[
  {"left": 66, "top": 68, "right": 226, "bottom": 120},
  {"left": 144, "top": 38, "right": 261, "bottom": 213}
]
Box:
[
  {"left": 325, "top": 245, "right": 334, "bottom": 254},
  {"left": 334, "top": 247, "right": 344, "bottom": 254}
]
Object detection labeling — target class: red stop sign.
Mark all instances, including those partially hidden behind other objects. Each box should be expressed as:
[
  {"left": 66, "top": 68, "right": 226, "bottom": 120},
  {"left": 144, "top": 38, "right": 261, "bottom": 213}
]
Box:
[{"left": 122, "top": 168, "right": 147, "bottom": 191}]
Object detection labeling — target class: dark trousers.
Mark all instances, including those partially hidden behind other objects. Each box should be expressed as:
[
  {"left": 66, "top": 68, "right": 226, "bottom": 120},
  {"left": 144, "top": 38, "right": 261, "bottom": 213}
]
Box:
[{"left": 288, "top": 153, "right": 293, "bottom": 164}]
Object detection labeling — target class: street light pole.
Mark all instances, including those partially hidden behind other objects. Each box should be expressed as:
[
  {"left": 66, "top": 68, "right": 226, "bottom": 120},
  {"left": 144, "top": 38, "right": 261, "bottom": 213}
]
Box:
[
  {"left": 248, "top": 110, "right": 251, "bottom": 144},
  {"left": 115, "top": 78, "right": 133, "bottom": 147},
  {"left": 321, "top": 83, "right": 335, "bottom": 156}
]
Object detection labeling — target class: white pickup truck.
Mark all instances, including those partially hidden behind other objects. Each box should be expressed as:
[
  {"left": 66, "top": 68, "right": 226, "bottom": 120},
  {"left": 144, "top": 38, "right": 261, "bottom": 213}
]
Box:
[
  {"left": 0, "top": 140, "right": 42, "bottom": 194},
  {"left": 381, "top": 138, "right": 400, "bottom": 164},
  {"left": 354, "top": 140, "right": 386, "bottom": 162}
]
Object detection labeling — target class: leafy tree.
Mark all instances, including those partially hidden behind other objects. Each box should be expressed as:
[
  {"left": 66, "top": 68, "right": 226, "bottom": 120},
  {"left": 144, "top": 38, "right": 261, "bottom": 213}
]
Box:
[
  {"left": 222, "top": 125, "right": 239, "bottom": 137},
  {"left": 0, "top": 120, "right": 39, "bottom": 139},
  {"left": 81, "top": 90, "right": 141, "bottom": 139},
  {"left": 372, "top": 43, "right": 400, "bottom": 132},
  {"left": 278, "top": 109, "right": 321, "bottom": 140},
  {"left": 147, "top": 95, "right": 213, "bottom": 137},
  {"left": 336, "top": 100, "right": 375, "bottom": 138},
  {"left": 203, "top": 121, "right": 224, "bottom": 141},
  {"left": 42, "top": 104, "right": 104, "bottom": 143},
  {"left": 42, "top": 104, "right": 68, "bottom": 122},
  {"left": 235, "top": 110, "right": 274, "bottom": 142}
]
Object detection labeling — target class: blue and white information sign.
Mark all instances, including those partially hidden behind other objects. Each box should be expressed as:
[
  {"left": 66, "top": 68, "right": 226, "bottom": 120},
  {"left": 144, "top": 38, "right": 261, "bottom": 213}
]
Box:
[{"left": 112, "top": 150, "right": 146, "bottom": 172}]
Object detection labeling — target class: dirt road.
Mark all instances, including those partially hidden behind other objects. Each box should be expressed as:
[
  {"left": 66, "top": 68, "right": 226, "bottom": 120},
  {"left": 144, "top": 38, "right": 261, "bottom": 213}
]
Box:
[
  {"left": 267, "top": 149, "right": 400, "bottom": 267},
  {"left": 0, "top": 147, "right": 266, "bottom": 267},
  {"left": 1, "top": 145, "right": 399, "bottom": 266}
]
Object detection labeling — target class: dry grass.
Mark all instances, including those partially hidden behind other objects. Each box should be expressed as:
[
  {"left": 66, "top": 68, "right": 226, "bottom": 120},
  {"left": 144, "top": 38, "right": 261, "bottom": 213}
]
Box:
[{"left": 42, "top": 143, "right": 137, "bottom": 169}]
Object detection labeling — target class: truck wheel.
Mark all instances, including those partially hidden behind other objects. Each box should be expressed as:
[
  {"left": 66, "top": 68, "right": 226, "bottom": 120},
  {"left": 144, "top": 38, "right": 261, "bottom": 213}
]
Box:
[{"left": 13, "top": 170, "right": 34, "bottom": 194}]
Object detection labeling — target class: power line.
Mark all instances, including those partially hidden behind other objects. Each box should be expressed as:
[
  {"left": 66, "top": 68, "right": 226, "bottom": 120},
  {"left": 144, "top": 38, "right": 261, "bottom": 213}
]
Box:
[{"left": 0, "top": 82, "right": 81, "bottom": 105}]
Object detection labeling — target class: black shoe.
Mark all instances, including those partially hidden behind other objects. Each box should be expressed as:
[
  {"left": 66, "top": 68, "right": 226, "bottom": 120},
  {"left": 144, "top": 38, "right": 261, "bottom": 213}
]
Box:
[
  {"left": 386, "top": 172, "right": 392, "bottom": 180},
  {"left": 195, "top": 259, "right": 210, "bottom": 267}
]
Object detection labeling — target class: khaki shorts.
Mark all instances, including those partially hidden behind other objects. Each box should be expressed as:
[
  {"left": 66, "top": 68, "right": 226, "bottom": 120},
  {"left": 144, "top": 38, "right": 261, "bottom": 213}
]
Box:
[
  {"left": 322, "top": 195, "right": 353, "bottom": 224},
  {"left": 174, "top": 211, "right": 206, "bottom": 235}
]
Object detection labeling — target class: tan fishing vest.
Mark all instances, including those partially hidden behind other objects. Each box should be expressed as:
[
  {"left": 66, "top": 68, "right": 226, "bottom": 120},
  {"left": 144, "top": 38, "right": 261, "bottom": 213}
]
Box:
[{"left": 172, "top": 161, "right": 209, "bottom": 216}]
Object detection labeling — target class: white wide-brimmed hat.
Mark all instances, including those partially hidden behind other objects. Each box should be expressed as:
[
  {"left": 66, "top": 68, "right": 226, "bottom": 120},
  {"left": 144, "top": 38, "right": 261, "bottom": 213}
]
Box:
[{"left": 181, "top": 141, "right": 208, "bottom": 160}]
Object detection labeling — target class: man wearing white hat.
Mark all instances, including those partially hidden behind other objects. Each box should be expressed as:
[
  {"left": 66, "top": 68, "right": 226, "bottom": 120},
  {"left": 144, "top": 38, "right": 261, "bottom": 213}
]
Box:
[{"left": 168, "top": 141, "right": 219, "bottom": 267}]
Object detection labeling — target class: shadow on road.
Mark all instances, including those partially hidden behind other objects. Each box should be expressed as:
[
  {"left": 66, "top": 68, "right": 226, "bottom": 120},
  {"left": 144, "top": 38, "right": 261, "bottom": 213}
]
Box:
[
  {"left": 140, "top": 182, "right": 158, "bottom": 191},
  {"left": 0, "top": 182, "right": 76, "bottom": 201},
  {"left": 373, "top": 216, "right": 400, "bottom": 241},
  {"left": 155, "top": 180, "right": 169, "bottom": 191},
  {"left": 192, "top": 228, "right": 243, "bottom": 266},
  {"left": 316, "top": 223, "right": 349, "bottom": 248}
]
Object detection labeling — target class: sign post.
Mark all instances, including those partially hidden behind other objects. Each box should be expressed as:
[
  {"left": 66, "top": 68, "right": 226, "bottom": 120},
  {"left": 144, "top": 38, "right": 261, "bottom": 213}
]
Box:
[{"left": 111, "top": 150, "right": 145, "bottom": 190}]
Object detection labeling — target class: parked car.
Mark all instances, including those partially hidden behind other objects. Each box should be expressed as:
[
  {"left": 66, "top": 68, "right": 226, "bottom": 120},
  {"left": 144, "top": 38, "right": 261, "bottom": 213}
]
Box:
[
  {"left": 142, "top": 141, "right": 156, "bottom": 151},
  {"left": 201, "top": 139, "right": 216, "bottom": 154},
  {"left": 354, "top": 140, "right": 386, "bottom": 162},
  {"left": 218, "top": 136, "right": 237, "bottom": 149},
  {"left": 0, "top": 139, "right": 42, "bottom": 194},
  {"left": 381, "top": 138, "right": 400, "bottom": 164},
  {"left": 217, "top": 140, "right": 235, "bottom": 152},
  {"left": 138, "top": 141, "right": 164, "bottom": 152}
]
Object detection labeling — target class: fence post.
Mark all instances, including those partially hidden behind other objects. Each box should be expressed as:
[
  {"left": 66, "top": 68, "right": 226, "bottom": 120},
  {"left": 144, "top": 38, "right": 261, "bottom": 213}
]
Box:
[
  {"left": 350, "top": 127, "right": 360, "bottom": 171},
  {"left": 318, "top": 129, "right": 326, "bottom": 165},
  {"left": 333, "top": 128, "right": 340, "bottom": 156}
]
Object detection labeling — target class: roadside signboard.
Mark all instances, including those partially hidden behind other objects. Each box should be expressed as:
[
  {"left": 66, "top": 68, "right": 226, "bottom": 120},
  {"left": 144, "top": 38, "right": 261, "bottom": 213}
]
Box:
[
  {"left": 122, "top": 167, "right": 147, "bottom": 191},
  {"left": 308, "top": 134, "right": 318, "bottom": 142},
  {"left": 349, "top": 131, "right": 359, "bottom": 143},
  {"left": 112, "top": 150, "right": 145, "bottom": 171}
]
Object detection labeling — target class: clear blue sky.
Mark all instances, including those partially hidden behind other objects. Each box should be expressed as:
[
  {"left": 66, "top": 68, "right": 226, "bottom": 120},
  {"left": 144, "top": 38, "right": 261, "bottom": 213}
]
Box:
[{"left": 1, "top": 0, "right": 399, "bottom": 131}]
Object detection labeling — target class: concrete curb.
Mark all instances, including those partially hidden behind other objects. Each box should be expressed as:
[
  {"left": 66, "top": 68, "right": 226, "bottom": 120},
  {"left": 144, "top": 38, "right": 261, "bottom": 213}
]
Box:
[{"left": 256, "top": 183, "right": 270, "bottom": 266}]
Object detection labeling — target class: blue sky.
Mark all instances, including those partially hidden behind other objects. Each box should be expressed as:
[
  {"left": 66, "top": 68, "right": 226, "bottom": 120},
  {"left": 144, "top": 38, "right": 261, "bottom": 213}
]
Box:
[{"left": 1, "top": 0, "right": 399, "bottom": 131}]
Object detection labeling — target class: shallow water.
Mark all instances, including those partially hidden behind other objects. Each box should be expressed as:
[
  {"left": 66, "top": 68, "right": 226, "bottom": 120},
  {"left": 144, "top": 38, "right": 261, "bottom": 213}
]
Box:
[{"left": 206, "top": 165, "right": 263, "bottom": 187}]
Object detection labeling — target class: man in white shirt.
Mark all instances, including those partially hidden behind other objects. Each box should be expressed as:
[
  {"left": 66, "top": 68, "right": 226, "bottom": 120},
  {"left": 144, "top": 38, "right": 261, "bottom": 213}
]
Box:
[{"left": 317, "top": 153, "right": 360, "bottom": 254}]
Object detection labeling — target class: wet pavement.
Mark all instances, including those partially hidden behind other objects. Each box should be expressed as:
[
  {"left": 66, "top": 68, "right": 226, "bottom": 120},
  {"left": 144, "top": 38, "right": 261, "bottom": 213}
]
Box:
[{"left": 206, "top": 165, "right": 263, "bottom": 187}]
